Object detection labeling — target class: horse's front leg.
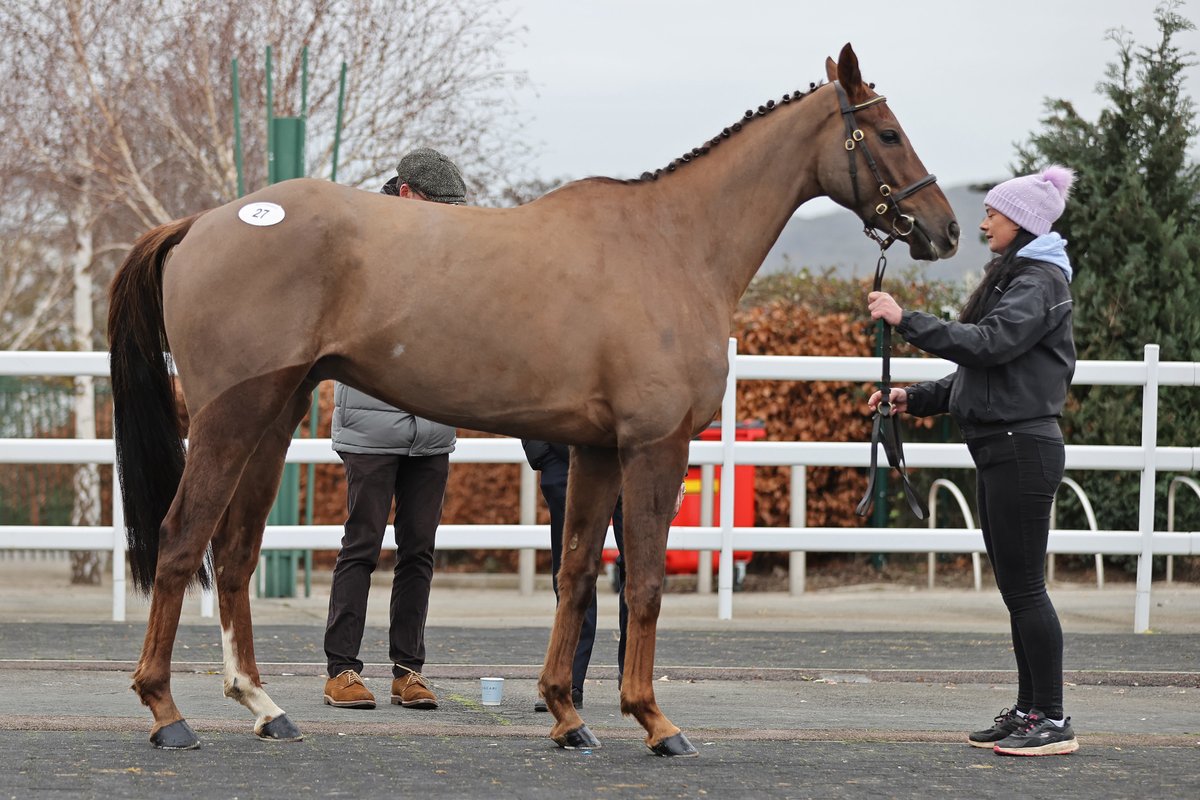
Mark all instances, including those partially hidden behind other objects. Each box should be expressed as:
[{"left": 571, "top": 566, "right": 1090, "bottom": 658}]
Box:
[
  {"left": 618, "top": 429, "right": 697, "bottom": 757},
  {"left": 542, "top": 445, "right": 621, "bottom": 750}
]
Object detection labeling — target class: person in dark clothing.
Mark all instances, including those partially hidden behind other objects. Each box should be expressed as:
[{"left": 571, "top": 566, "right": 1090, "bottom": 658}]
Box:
[
  {"left": 521, "top": 440, "right": 626, "bottom": 711},
  {"left": 867, "top": 165, "right": 1079, "bottom": 757},
  {"left": 322, "top": 148, "right": 467, "bottom": 711}
]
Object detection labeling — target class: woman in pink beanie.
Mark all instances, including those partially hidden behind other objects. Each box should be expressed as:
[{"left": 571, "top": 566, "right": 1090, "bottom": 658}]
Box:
[{"left": 866, "top": 165, "right": 1080, "bottom": 756}]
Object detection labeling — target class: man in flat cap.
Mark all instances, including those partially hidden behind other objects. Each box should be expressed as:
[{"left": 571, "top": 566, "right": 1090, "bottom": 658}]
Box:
[
  {"left": 322, "top": 148, "right": 466, "bottom": 711},
  {"left": 380, "top": 147, "right": 467, "bottom": 204}
]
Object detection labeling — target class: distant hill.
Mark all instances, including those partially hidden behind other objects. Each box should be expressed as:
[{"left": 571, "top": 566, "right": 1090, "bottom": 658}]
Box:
[{"left": 761, "top": 184, "right": 992, "bottom": 284}]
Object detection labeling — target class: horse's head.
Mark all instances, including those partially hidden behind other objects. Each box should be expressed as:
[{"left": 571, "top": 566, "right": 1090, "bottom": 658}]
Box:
[{"left": 818, "top": 44, "right": 959, "bottom": 261}]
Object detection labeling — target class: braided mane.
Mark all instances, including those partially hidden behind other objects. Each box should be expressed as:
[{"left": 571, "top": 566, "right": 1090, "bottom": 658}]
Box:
[{"left": 592, "top": 80, "right": 838, "bottom": 186}]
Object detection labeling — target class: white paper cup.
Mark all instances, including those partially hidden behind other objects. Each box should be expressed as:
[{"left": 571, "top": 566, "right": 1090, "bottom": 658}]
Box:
[{"left": 480, "top": 677, "right": 504, "bottom": 705}]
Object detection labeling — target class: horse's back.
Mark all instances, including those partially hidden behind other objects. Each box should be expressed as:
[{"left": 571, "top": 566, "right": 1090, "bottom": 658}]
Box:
[{"left": 161, "top": 178, "right": 724, "bottom": 441}]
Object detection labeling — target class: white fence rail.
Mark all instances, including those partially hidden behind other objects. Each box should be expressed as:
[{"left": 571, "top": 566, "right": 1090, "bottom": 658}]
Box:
[{"left": 2, "top": 344, "right": 1198, "bottom": 631}]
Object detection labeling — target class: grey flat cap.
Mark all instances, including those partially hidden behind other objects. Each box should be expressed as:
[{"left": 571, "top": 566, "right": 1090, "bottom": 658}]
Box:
[{"left": 395, "top": 147, "right": 466, "bottom": 205}]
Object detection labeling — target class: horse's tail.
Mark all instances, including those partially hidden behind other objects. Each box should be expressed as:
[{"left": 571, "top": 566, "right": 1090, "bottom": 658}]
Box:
[{"left": 107, "top": 213, "right": 206, "bottom": 595}]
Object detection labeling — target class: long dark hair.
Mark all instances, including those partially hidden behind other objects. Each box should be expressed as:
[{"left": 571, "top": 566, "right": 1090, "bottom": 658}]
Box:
[{"left": 959, "top": 228, "right": 1037, "bottom": 324}]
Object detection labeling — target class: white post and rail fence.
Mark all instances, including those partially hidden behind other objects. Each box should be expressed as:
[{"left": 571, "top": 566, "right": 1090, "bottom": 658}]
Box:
[{"left": 1, "top": 343, "right": 1197, "bottom": 631}]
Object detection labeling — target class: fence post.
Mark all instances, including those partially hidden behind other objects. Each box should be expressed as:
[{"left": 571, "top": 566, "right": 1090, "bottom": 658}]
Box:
[
  {"left": 717, "top": 338, "right": 737, "bottom": 620},
  {"left": 696, "top": 465, "right": 714, "bottom": 593},
  {"left": 111, "top": 467, "right": 125, "bottom": 622},
  {"left": 1134, "top": 344, "right": 1160, "bottom": 633},
  {"left": 789, "top": 466, "right": 806, "bottom": 595},
  {"left": 518, "top": 462, "right": 536, "bottom": 596},
  {"left": 201, "top": 583, "right": 215, "bottom": 617}
]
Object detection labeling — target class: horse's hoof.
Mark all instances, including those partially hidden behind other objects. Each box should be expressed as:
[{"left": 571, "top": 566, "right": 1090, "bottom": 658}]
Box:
[
  {"left": 649, "top": 731, "right": 699, "bottom": 758},
  {"left": 553, "top": 724, "right": 601, "bottom": 750},
  {"left": 256, "top": 713, "right": 304, "bottom": 742},
  {"left": 150, "top": 719, "right": 201, "bottom": 750}
]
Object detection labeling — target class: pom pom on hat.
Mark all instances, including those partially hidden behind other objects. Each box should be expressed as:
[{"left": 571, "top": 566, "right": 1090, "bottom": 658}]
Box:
[{"left": 984, "top": 165, "right": 1075, "bottom": 235}]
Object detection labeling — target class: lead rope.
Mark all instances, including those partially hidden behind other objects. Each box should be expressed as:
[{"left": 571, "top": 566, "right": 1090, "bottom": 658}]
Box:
[{"left": 855, "top": 245, "right": 928, "bottom": 520}]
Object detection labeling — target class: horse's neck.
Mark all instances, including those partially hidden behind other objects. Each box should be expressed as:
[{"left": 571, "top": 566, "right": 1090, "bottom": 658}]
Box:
[{"left": 652, "top": 90, "right": 834, "bottom": 308}]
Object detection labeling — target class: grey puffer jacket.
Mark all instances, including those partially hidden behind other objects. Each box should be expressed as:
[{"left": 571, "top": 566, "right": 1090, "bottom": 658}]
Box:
[{"left": 331, "top": 383, "right": 456, "bottom": 456}]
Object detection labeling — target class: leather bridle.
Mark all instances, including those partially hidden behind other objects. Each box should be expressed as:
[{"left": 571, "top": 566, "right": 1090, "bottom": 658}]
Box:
[
  {"left": 833, "top": 81, "right": 939, "bottom": 251},
  {"left": 832, "top": 80, "right": 933, "bottom": 521}
]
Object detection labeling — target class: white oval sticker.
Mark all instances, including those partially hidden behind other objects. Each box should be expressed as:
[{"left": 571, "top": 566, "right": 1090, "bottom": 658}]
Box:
[{"left": 237, "top": 202, "right": 286, "bottom": 227}]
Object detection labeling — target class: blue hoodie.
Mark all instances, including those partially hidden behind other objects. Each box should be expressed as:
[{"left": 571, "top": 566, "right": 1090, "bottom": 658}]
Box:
[{"left": 1017, "top": 232, "right": 1072, "bottom": 283}]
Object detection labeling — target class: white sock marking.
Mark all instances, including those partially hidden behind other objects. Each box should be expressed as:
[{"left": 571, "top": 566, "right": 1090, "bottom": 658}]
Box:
[{"left": 220, "top": 626, "right": 284, "bottom": 727}]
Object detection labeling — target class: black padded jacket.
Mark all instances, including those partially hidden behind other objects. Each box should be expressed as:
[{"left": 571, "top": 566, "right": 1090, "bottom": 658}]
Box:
[{"left": 897, "top": 259, "right": 1075, "bottom": 438}]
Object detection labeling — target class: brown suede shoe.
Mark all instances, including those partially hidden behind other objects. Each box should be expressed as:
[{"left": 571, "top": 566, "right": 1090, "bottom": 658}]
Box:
[
  {"left": 323, "top": 669, "right": 376, "bottom": 709},
  {"left": 391, "top": 669, "right": 438, "bottom": 709}
]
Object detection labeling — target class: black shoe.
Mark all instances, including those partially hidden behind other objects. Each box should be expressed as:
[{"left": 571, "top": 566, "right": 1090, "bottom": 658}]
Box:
[
  {"left": 993, "top": 711, "right": 1079, "bottom": 756},
  {"left": 967, "top": 707, "right": 1024, "bottom": 748},
  {"left": 533, "top": 687, "right": 583, "bottom": 712}
]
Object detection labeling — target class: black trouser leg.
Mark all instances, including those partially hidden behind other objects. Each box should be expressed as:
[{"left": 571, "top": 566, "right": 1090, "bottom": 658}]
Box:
[
  {"left": 388, "top": 453, "right": 449, "bottom": 677},
  {"left": 970, "top": 432, "right": 1066, "bottom": 719},
  {"left": 325, "top": 452, "right": 398, "bottom": 677}
]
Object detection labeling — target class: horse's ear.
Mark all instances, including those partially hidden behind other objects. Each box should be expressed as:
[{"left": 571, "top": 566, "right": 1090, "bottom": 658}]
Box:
[
  {"left": 836, "top": 43, "right": 869, "bottom": 102},
  {"left": 824, "top": 56, "right": 837, "bottom": 83}
]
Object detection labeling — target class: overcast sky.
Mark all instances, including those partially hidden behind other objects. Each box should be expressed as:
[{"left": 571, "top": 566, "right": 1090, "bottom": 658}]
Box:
[{"left": 501, "top": 0, "right": 1200, "bottom": 215}]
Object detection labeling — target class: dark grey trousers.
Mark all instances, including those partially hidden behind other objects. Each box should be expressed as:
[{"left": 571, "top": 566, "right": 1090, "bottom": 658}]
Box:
[{"left": 324, "top": 451, "right": 449, "bottom": 679}]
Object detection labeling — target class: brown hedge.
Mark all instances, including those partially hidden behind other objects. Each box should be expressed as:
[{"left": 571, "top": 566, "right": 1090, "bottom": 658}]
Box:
[{"left": 297, "top": 300, "right": 899, "bottom": 569}]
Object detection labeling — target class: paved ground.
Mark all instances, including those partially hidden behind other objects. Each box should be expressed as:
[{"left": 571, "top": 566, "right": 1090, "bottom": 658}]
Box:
[{"left": 1, "top": 562, "right": 1198, "bottom": 799}]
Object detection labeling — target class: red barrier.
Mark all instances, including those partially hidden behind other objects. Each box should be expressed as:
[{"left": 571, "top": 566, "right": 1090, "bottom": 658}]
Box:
[{"left": 604, "top": 421, "right": 764, "bottom": 577}]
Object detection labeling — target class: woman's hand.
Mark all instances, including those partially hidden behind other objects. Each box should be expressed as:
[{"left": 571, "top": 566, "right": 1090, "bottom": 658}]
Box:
[
  {"left": 867, "top": 291, "right": 903, "bottom": 327},
  {"left": 867, "top": 387, "right": 908, "bottom": 415}
]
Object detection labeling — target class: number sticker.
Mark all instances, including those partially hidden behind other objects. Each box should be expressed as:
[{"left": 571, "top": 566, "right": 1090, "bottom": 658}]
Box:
[{"left": 237, "top": 202, "right": 286, "bottom": 227}]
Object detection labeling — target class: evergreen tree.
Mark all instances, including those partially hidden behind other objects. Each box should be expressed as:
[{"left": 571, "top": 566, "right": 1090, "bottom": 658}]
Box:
[{"left": 1017, "top": 2, "right": 1200, "bottom": 556}]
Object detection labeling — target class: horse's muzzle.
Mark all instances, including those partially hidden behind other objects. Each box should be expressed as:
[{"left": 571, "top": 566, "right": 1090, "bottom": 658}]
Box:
[{"left": 906, "top": 218, "right": 959, "bottom": 261}]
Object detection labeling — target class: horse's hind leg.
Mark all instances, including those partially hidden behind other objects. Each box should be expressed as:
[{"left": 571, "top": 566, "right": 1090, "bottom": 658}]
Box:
[
  {"left": 211, "top": 379, "right": 318, "bottom": 742},
  {"left": 131, "top": 366, "right": 310, "bottom": 750},
  {"left": 618, "top": 423, "right": 697, "bottom": 757},
  {"left": 542, "top": 445, "right": 621, "bottom": 750}
]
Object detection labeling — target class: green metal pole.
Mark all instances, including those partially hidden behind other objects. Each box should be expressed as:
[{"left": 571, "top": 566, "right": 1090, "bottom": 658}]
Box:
[
  {"left": 301, "top": 46, "right": 308, "bottom": 116},
  {"left": 305, "top": 391, "right": 316, "bottom": 598},
  {"left": 300, "top": 46, "right": 308, "bottom": 176},
  {"left": 330, "top": 62, "right": 347, "bottom": 183},
  {"left": 265, "top": 46, "right": 274, "bottom": 184},
  {"left": 231, "top": 59, "right": 245, "bottom": 197}
]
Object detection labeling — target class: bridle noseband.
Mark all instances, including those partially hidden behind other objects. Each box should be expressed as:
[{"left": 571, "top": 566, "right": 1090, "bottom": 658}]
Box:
[{"left": 833, "top": 80, "right": 933, "bottom": 521}]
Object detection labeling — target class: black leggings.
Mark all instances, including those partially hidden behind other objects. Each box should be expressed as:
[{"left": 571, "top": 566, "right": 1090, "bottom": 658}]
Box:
[{"left": 968, "top": 431, "right": 1066, "bottom": 719}]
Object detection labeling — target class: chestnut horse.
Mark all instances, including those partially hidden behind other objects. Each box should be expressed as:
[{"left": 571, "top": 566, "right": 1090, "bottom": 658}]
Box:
[{"left": 108, "top": 44, "right": 958, "bottom": 754}]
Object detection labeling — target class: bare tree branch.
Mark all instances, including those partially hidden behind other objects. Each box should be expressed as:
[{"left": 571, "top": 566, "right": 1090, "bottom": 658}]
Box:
[{"left": 0, "top": 0, "right": 532, "bottom": 351}]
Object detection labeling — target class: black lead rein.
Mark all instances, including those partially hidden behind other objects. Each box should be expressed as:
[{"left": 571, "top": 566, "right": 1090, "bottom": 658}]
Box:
[
  {"left": 855, "top": 245, "right": 928, "bottom": 520},
  {"left": 830, "top": 81, "right": 932, "bottom": 521}
]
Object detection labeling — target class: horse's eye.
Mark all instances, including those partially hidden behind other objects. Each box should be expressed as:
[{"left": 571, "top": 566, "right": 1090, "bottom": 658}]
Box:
[{"left": 880, "top": 130, "right": 901, "bottom": 145}]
